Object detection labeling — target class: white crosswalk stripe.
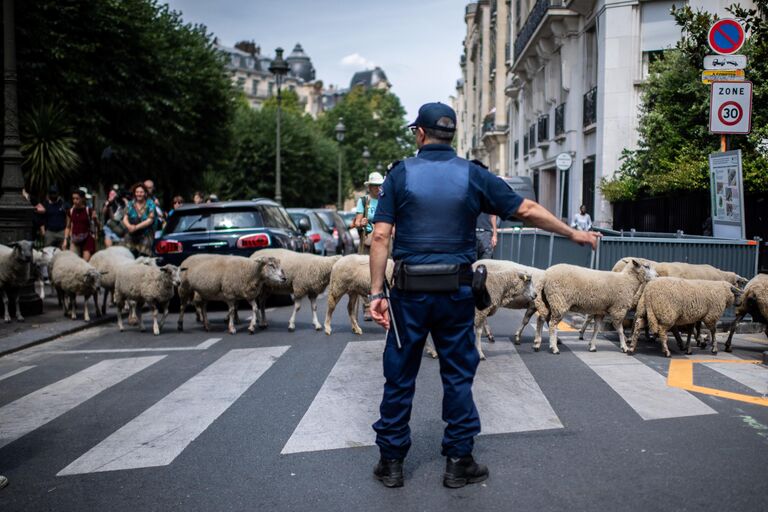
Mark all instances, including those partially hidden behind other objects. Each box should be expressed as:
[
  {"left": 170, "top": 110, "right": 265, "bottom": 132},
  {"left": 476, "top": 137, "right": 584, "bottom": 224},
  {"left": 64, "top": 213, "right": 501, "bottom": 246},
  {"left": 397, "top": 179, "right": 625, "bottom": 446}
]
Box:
[
  {"left": 563, "top": 339, "right": 717, "bottom": 420},
  {"left": 0, "top": 365, "right": 35, "bottom": 382},
  {"left": 0, "top": 357, "right": 164, "bottom": 450},
  {"left": 58, "top": 346, "right": 289, "bottom": 475}
]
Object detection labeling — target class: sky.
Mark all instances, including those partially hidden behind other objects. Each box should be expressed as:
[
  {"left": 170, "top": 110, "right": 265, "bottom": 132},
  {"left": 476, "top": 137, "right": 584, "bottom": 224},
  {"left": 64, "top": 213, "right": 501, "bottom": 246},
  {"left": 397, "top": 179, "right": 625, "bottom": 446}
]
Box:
[{"left": 162, "top": 0, "right": 469, "bottom": 120}]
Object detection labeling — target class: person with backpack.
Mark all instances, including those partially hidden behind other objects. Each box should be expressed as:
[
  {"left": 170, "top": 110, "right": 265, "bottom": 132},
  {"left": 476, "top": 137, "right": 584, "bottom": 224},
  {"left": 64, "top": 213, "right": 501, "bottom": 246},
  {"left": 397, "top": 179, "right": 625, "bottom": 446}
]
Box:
[
  {"left": 122, "top": 182, "right": 157, "bottom": 257},
  {"left": 37, "top": 185, "right": 68, "bottom": 248},
  {"left": 354, "top": 171, "right": 385, "bottom": 321},
  {"left": 63, "top": 189, "right": 99, "bottom": 261}
]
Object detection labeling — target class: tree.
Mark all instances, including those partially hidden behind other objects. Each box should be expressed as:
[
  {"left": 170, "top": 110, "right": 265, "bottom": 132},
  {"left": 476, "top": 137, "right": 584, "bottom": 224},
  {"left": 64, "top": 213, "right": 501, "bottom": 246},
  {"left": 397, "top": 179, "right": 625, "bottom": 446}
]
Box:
[
  {"left": 601, "top": 1, "right": 768, "bottom": 202},
  {"left": 318, "top": 87, "right": 414, "bottom": 188},
  {"left": 16, "top": 0, "right": 236, "bottom": 202}
]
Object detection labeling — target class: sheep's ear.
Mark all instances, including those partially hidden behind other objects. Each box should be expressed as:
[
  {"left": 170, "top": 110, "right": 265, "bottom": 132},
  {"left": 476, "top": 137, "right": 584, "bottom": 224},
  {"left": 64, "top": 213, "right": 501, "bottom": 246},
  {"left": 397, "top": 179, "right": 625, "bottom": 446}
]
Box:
[
  {"left": 631, "top": 259, "right": 640, "bottom": 267},
  {"left": 100, "top": 271, "right": 109, "bottom": 275},
  {"left": 180, "top": 267, "right": 188, "bottom": 272},
  {"left": 518, "top": 272, "right": 530, "bottom": 282}
]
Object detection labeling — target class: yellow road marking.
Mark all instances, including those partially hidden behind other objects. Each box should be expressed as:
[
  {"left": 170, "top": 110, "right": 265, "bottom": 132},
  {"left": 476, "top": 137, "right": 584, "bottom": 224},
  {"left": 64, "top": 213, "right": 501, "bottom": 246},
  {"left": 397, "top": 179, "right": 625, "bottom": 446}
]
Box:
[
  {"left": 557, "top": 321, "right": 577, "bottom": 332},
  {"left": 667, "top": 359, "right": 768, "bottom": 407}
]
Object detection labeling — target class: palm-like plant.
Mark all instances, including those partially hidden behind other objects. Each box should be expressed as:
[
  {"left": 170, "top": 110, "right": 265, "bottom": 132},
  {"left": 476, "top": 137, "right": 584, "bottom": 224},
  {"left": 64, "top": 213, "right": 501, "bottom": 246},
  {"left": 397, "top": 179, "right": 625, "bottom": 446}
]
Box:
[{"left": 20, "top": 104, "right": 80, "bottom": 196}]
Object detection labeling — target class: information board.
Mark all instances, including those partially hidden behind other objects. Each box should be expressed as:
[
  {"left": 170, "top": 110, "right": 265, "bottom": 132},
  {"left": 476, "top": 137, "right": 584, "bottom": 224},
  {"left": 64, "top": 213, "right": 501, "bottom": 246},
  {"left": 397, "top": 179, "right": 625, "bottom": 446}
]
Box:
[{"left": 709, "top": 150, "right": 745, "bottom": 239}]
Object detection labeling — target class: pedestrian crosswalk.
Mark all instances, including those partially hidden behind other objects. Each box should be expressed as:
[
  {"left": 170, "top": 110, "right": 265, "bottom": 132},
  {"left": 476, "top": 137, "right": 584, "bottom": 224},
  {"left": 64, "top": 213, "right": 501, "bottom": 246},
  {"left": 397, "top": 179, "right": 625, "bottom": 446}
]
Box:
[{"left": 0, "top": 338, "right": 766, "bottom": 477}]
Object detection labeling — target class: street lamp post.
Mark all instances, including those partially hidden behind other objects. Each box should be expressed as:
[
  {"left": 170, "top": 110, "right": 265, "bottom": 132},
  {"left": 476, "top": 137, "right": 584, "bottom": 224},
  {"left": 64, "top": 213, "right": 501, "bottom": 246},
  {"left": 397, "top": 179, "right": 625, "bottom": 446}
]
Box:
[
  {"left": 362, "top": 146, "right": 370, "bottom": 176},
  {"left": 335, "top": 118, "right": 345, "bottom": 210},
  {"left": 268, "top": 48, "right": 289, "bottom": 204}
]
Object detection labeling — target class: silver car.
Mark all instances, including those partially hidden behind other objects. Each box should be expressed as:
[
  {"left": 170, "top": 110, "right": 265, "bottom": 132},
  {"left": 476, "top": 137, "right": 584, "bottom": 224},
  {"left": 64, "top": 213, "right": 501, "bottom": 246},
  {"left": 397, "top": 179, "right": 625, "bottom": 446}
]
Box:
[{"left": 287, "top": 208, "right": 336, "bottom": 255}]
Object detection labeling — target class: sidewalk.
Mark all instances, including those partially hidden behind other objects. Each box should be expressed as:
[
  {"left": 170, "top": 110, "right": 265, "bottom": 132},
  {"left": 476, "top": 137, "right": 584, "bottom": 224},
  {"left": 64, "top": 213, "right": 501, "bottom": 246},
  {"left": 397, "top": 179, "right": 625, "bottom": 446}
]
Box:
[{"left": 0, "top": 296, "right": 113, "bottom": 357}]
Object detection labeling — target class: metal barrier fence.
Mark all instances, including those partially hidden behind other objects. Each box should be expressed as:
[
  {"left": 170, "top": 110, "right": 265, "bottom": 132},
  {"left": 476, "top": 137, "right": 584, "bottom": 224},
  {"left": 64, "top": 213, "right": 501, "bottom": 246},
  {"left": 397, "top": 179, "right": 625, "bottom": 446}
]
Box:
[{"left": 493, "top": 228, "right": 761, "bottom": 279}]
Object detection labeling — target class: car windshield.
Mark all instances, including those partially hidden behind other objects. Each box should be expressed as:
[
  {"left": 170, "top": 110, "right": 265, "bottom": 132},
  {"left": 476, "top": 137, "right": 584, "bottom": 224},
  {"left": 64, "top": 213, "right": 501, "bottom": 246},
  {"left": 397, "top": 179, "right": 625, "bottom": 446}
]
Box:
[
  {"left": 168, "top": 214, "right": 209, "bottom": 233},
  {"left": 289, "top": 213, "right": 310, "bottom": 229},
  {"left": 166, "top": 209, "right": 264, "bottom": 234},
  {"left": 211, "top": 211, "right": 263, "bottom": 230},
  {"left": 315, "top": 211, "right": 335, "bottom": 229}
]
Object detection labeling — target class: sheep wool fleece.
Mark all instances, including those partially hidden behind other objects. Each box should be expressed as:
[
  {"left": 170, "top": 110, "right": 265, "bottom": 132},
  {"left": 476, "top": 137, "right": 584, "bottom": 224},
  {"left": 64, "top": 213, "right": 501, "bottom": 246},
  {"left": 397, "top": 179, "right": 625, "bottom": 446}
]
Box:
[{"left": 371, "top": 144, "right": 524, "bottom": 460}]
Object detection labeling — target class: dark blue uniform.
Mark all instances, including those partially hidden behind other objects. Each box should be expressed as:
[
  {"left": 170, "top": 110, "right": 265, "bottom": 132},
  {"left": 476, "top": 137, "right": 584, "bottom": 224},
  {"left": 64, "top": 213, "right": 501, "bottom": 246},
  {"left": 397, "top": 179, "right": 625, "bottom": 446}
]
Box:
[{"left": 371, "top": 143, "right": 523, "bottom": 460}]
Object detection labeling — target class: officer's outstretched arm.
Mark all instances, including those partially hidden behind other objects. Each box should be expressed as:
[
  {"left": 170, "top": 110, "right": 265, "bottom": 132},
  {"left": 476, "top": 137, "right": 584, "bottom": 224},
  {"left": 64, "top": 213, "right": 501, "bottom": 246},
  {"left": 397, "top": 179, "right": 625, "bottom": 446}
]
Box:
[
  {"left": 515, "top": 199, "right": 601, "bottom": 250},
  {"left": 369, "top": 222, "right": 393, "bottom": 329}
]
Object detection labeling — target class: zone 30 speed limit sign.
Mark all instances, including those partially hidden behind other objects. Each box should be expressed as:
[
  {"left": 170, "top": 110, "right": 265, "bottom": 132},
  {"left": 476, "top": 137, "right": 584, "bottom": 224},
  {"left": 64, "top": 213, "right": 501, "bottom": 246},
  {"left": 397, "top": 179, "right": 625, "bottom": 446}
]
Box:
[{"left": 709, "top": 80, "right": 752, "bottom": 134}]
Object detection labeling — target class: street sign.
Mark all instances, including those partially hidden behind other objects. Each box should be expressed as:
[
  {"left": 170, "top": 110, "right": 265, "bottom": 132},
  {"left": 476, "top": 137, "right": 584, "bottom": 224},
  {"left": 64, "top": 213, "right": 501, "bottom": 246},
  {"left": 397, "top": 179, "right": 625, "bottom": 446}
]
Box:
[
  {"left": 709, "top": 81, "right": 752, "bottom": 134},
  {"left": 701, "top": 69, "right": 745, "bottom": 84},
  {"left": 704, "top": 54, "right": 747, "bottom": 70},
  {"left": 555, "top": 152, "right": 572, "bottom": 171},
  {"left": 708, "top": 18, "right": 745, "bottom": 55},
  {"left": 709, "top": 150, "right": 745, "bottom": 239}
]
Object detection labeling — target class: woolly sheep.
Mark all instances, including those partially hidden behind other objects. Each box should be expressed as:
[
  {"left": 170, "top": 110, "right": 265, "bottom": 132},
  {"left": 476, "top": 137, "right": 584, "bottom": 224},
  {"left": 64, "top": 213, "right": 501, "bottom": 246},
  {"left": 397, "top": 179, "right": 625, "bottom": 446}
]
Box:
[
  {"left": 177, "top": 254, "right": 286, "bottom": 335},
  {"left": 90, "top": 246, "right": 136, "bottom": 314},
  {"left": 323, "top": 254, "right": 394, "bottom": 336},
  {"left": 628, "top": 277, "right": 742, "bottom": 357},
  {"left": 725, "top": 273, "right": 768, "bottom": 352},
  {"left": 249, "top": 249, "right": 342, "bottom": 331},
  {"left": 49, "top": 250, "right": 101, "bottom": 321},
  {"left": 0, "top": 241, "right": 33, "bottom": 322},
  {"left": 655, "top": 262, "right": 747, "bottom": 288},
  {"left": 31, "top": 246, "right": 59, "bottom": 300},
  {"left": 535, "top": 260, "right": 656, "bottom": 354},
  {"left": 114, "top": 263, "right": 181, "bottom": 335}
]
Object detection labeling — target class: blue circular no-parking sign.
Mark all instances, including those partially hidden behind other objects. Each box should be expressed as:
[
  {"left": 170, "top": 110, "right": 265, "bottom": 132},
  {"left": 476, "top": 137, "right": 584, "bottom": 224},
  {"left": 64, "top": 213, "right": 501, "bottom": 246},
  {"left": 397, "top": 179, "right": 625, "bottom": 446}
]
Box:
[{"left": 708, "top": 19, "right": 745, "bottom": 55}]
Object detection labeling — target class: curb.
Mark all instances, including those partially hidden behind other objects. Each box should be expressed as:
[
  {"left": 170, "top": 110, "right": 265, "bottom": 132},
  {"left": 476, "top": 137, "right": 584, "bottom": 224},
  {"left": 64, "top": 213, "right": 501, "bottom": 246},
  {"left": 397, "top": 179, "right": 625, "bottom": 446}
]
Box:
[{"left": 0, "top": 314, "right": 115, "bottom": 358}]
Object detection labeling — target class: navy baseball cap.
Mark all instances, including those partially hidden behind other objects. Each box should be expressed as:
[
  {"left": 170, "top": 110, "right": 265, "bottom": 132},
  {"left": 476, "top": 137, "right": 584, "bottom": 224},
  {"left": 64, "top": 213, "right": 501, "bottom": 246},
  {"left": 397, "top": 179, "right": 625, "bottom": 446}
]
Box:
[{"left": 408, "top": 102, "right": 457, "bottom": 132}]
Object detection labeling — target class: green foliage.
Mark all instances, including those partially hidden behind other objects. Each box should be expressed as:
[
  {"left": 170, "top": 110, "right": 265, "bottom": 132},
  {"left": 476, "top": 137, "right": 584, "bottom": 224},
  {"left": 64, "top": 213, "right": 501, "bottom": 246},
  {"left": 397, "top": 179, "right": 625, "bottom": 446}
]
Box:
[
  {"left": 318, "top": 87, "right": 414, "bottom": 187},
  {"left": 17, "top": 0, "right": 236, "bottom": 201},
  {"left": 601, "top": 1, "right": 768, "bottom": 202},
  {"left": 20, "top": 104, "right": 81, "bottom": 197}
]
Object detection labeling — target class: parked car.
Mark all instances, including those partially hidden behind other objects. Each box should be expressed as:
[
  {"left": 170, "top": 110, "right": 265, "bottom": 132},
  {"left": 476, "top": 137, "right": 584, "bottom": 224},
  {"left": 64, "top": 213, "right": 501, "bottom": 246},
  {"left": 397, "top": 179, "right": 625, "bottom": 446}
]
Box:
[
  {"left": 339, "top": 211, "right": 360, "bottom": 249},
  {"left": 314, "top": 209, "right": 356, "bottom": 255},
  {"left": 154, "top": 199, "right": 311, "bottom": 266},
  {"left": 287, "top": 208, "right": 336, "bottom": 255}
]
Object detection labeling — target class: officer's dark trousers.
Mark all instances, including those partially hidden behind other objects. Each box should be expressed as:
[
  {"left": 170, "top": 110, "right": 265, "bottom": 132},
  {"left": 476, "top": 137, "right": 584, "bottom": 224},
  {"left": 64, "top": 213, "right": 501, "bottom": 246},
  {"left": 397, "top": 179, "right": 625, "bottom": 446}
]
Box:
[{"left": 373, "top": 285, "right": 481, "bottom": 460}]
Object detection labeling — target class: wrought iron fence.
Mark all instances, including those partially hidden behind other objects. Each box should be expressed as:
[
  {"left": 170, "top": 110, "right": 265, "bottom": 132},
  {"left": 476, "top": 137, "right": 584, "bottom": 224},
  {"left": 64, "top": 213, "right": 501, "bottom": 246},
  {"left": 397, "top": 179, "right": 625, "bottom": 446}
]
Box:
[
  {"left": 528, "top": 124, "right": 536, "bottom": 150},
  {"left": 537, "top": 115, "right": 549, "bottom": 143},
  {"left": 583, "top": 86, "right": 597, "bottom": 127},
  {"left": 513, "top": 0, "right": 550, "bottom": 61},
  {"left": 555, "top": 103, "right": 565, "bottom": 136}
]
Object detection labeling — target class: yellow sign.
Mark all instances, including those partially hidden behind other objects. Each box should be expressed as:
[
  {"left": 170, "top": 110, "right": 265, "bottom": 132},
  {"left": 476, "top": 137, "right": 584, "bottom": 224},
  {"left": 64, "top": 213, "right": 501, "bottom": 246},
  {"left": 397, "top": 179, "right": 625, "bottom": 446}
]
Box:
[
  {"left": 667, "top": 358, "right": 768, "bottom": 407},
  {"left": 701, "top": 69, "right": 746, "bottom": 84}
]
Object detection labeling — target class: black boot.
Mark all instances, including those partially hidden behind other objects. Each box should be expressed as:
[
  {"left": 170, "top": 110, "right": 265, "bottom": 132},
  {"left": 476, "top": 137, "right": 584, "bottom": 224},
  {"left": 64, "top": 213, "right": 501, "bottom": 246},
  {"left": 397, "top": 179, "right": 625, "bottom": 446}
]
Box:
[
  {"left": 443, "top": 455, "right": 489, "bottom": 488},
  {"left": 373, "top": 457, "right": 404, "bottom": 488}
]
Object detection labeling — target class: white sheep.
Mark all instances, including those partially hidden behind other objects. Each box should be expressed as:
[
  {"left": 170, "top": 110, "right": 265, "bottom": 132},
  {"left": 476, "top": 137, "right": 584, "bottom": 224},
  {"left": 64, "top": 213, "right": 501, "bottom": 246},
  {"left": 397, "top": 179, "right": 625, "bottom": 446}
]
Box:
[
  {"left": 725, "top": 273, "right": 768, "bottom": 352},
  {"left": 249, "top": 249, "right": 342, "bottom": 331},
  {"left": 89, "top": 246, "right": 136, "bottom": 314},
  {"left": 535, "top": 260, "right": 656, "bottom": 354},
  {"left": 114, "top": 263, "right": 181, "bottom": 335},
  {"left": 177, "top": 254, "right": 286, "bottom": 335},
  {"left": 31, "top": 246, "right": 59, "bottom": 300},
  {"left": 323, "top": 254, "right": 394, "bottom": 336},
  {"left": 654, "top": 261, "right": 748, "bottom": 287},
  {"left": 628, "top": 277, "right": 742, "bottom": 357},
  {"left": 49, "top": 250, "right": 102, "bottom": 321},
  {"left": 0, "top": 241, "right": 33, "bottom": 322}
]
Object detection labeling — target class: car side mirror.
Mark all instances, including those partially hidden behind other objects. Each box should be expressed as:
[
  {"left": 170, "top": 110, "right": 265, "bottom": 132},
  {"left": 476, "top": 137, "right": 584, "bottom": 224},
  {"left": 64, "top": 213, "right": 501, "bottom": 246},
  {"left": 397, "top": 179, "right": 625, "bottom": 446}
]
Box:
[{"left": 298, "top": 217, "right": 311, "bottom": 234}]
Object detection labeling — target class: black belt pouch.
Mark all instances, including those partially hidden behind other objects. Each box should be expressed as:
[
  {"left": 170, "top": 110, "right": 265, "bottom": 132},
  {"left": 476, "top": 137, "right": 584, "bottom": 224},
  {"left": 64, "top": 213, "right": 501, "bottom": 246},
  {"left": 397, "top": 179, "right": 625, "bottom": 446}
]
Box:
[{"left": 395, "top": 263, "right": 460, "bottom": 293}]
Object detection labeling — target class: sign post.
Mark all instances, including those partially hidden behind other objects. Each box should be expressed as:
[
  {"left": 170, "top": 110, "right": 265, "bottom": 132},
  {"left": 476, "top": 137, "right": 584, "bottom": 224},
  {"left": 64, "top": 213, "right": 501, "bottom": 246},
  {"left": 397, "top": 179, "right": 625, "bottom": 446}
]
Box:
[{"left": 709, "top": 150, "right": 745, "bottom": 239}]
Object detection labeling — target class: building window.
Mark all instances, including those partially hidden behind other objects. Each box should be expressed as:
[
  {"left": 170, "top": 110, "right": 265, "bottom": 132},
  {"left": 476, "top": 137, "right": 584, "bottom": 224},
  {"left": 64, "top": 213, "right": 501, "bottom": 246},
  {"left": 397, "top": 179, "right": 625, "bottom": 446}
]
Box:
[
  {"left": 528, "top": 124, "right": 536, "bottom": 151},
  {"left": 555, "top": 103, "right": 566, "bottom": 136},
  {"left": 523, "top": 134, "right": 529, "bottom": 154},
  {"left": 537, "top": 115, "right": 549, "bottom": 144},
  {"left": 582, "top": 159, "right": 596, "bottom": 217},
  {"left": 252, "top": 80, "right": 260, "bottom": 95},
  {"left": 236, "top": 76, "right": 246, "bottom": 90},
  {"left": 583, "top": 87, "right": 597, "bottom": 127},
  {"left": 268, "top": 82, "right": 274, "bottom": 97},
  {"left": 514, "top": 140, "right": 519, "bottom": 160}
]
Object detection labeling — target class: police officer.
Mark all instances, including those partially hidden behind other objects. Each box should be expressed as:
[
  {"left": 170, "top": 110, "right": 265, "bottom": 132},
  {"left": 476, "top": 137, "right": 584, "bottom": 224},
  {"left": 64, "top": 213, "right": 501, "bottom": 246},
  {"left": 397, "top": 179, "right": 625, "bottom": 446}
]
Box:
[{"left": 368, "top": 102, "right": 599, "bottom": 489}]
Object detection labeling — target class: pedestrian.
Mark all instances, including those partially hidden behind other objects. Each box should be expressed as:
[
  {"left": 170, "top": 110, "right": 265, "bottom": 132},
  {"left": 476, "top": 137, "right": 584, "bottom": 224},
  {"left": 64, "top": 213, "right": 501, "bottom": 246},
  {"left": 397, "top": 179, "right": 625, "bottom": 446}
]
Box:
[
  {"left": 475, "top": 212, "right": 498, "bottom": 260},
  {"left": 64, "top": 189, "right": 99, "bottom": 261},
  {"left": 37, "top": 185, "right": 68, "bottom": 248},
  {"left": 193, "top": 191, "right": 205, "bottom": 205},
  {"left": 368, "top": 102, "right": 600, "bottom": 489},
  {"left": 122, "top": 182, "right": 157, "bottom": 257},
  {"left": 102, "top": 188, "right": 128, "bottom": 247},
  {"left": 206, "top": 194, "right": 219, "bottom": 203},
  {"left": 571, "top": 204, "right": 592, "bottom": 231},
  {"left": 144, "top": 179, "right": 165, "bottom": 232},
  {"left": 167, "top": 195, "right": 184, "bottom": 223},
  {"left": 354, "top": 171, "right": 385, "bottom": 321}
]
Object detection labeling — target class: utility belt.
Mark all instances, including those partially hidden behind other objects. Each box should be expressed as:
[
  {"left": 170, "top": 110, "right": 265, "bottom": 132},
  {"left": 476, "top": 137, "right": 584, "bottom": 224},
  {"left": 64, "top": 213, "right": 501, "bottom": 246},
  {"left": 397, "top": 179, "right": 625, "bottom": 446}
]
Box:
[{"left": 392, "top": 261, "right": 491, "bottom": 310}]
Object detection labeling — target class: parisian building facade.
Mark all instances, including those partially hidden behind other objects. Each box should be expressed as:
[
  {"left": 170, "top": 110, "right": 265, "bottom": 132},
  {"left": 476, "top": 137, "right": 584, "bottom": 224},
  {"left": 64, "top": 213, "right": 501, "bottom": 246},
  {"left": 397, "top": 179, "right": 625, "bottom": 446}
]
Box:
[{"left": 454, "top": 0, "right": 753, "bottom": 227}]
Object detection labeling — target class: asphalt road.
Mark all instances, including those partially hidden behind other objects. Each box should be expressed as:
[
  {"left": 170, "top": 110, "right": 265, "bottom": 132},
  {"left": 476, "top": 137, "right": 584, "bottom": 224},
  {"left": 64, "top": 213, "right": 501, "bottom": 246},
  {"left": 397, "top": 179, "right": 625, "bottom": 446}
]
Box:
[{"left": 0, "top": 296, "right": 766, "bottom": 512}]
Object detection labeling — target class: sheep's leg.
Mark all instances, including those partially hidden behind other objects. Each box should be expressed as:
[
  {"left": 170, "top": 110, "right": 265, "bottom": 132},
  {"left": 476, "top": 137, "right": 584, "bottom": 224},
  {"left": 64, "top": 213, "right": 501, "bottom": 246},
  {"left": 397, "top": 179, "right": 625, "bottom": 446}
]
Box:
[
  {"left": 116, "top": 297, "right": 125, "bottom": 331},
  {"left": 695, "top": 321, "right": 706, "bottom": 348},
  {"left": 533, "top": 315, "right": 544, "bottom": 351},
  {"left": 158, "top": 302, "right": 170, "bottom": 331},
  {"left": 201, "top": 302, "right": 210, "bottom": 332},
  {"left": 14, "top": 292, "right": 24, "bottom": 322},
  {"left": 588, "top": 315, "right": 603, "bottom": 352},
  {"left": 708, "top": 322, "right": 718, "bottom": 355},
  {"left": 288, "top": 298, "right": 301, "bottom": 332},
  {"left": 658, "top": 329, "right": 671, "bottom": 358},
  {"left": 513, "top": 305, "right": 536, "bottom": 345},
  {"left": 227, "top": 301, "right": 237, "bottom": 335},
  {"left": 579, "top": 315, "right": 592, "bottom": 341},
  {"left": 347, "top": 293, "right": 362, "bottom": 335},
  {"left": 724, "top": 314, "right": 744, "bottom": 352},
  {"left": 177, "top": 298, "right": 187, "bottom": 331},
  {"left": 309, "top": 294, "right": 322, "bottom": 331},
  {"left": 484, "top": 319, "right": 495, "bottom": 343},
  {"left": 152, "top": 303, "right": 161, "bottom": 336},
  {"left": 83, "top": 294, "right": 93, "bottom": 322},
  {"left": 136, "top": 300, "right": 145, "bottom": 332},
  {"left": 672, "top": 327, "right": 686, "bottom": 352},
  {"left": 93, "top": 293, "right": 101, "bottom": 318},
  {"left": 424, "top": 336, "right": 438, "bottom": 358},
  {"left": 324, "top": 290, "right": 339, "bottom": 336},
  {"left": 628, "top": 315, "right": 645, "bottom": 355},
  {"left": 548, "top": 315, "right": 561, "bottom": 354},
  {"left": 2, "top": 291, "right": 10, "bottom": 323},
  {"left": 248, "top": 300, "right": 258, "bottom": 334},
  {"left": 70, "top": 293, "right": 78, "bottom": 320},
  {"left": 258, "top": 296, "right": 268, "bottom": 329},
  {"left": 475, "top": 324, "right": 487, "bottom": 360},
  {"left": 101, "top": 288, "right": 109, "bottom": 315}
]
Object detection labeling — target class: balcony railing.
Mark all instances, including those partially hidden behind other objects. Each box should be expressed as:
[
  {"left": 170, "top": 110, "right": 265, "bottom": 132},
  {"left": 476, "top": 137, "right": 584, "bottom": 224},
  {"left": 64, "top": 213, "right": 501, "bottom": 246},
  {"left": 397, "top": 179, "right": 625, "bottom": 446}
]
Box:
[
  {"left": 555, "top": 103, "right": 566, "bottom": 136},
  {"left": 537, "top": 115, "right": 549, "bottom": 144},
  {"left": 505, "top": 41, "right": 511, "bottom": 62},
  {"left": 523, "top": 134, "right": 529, "bottom": 154},
  {"left": 528, "top": 124, "right": 536, "bottom": 151},
  {"left": 514, "top": 0, "right": 550, "bottom": 62},
  {"left": 583, "top": 86, "right": 597, "bottom": 127}
]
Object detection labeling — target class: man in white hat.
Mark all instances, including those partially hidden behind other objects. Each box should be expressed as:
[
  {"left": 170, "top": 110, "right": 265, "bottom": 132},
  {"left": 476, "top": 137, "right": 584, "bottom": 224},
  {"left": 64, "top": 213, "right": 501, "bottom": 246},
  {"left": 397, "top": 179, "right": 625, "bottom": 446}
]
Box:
[{"left": 355, "top": 171, "right": 385, "bottom": 321}]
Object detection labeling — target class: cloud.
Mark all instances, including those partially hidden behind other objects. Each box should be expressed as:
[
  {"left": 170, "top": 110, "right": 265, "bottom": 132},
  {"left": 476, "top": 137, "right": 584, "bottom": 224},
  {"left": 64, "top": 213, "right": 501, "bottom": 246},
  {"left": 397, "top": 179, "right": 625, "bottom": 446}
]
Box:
[{"left": 340, "top": 53, "right": 376, "bottom": 69}]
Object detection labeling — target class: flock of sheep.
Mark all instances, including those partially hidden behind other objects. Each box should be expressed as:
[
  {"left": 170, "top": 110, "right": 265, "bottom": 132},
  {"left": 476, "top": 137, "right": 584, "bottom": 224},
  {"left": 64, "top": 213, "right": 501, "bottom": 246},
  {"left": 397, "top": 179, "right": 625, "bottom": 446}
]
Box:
[{"left": 1, "top": 241, "right": 766, "bottom": 359}]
